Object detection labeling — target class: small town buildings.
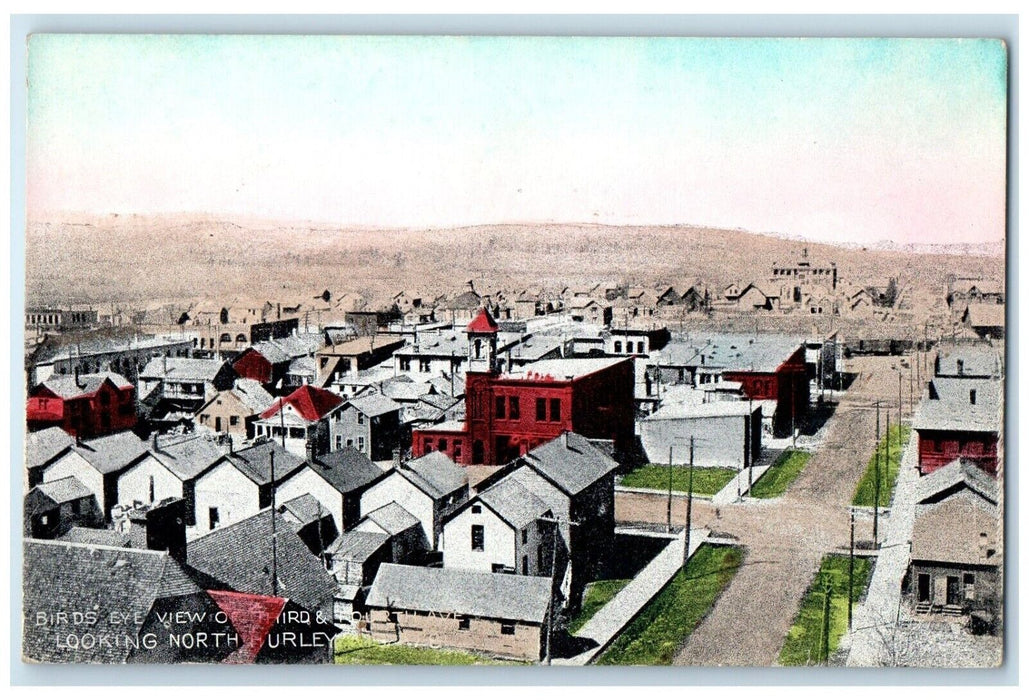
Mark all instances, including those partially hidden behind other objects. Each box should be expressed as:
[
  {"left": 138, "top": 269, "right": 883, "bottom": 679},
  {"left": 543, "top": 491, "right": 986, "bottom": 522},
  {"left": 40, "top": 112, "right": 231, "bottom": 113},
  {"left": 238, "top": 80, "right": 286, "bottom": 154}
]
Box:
[
  {"left": 278, "top": 493, "right": 340, "bottom": 556},
  {"left": 187, "top": 509, "right": 339, "bottom": 620},
  {"left": 326, "top": 530, "right": 392, "bottom": 587},
  {"left": 138, "top": 357, "right": 237, "bottom": 427},
  {"left": 27, "top": 371, "right": 136, "bottom": 438},
  {"left": 771, "top": 249, "right": 839, "bottom": 298},
  {"left": 438, "top": 287, "right": 483, "bottom": 325},
  {"left": 36, "top": 430, "right": 156, "bottom": 519},
  {"left": 639, "top": 400, "right": 762, "bottom": 469},
  {"left": 277, "top": 446, "right": 386, "bottom": 532},
  {"left": 605, "top": 326, "right": 671, "bottom": 357},
  {"left": 191, "top": 440, "right": 307, "bottom": 534},
  {"left": 568, "top": 297, "right": 613, "bottom": 326},
  {"left": 912, "top": 377, "right": 1001, "bottom": 475},
  {"left": 327, "top": 393, "right": 405, "bottom": 460},
  {"left": 230, "top": 334, "right": 324, "bottom": 391},
  {"left": 24, "top": 427, "right": 75, "bottom": 490},
  {"left": 25, "top": 305, "right": 99, "bottom": 332},
  {"left": 315, "top": 336, "right": 407, "bottom": 387},
  {"left": 412, "top": 308, "right": 636, "bottom": 466},
  {"left": 28, "top": 335, "right": 194, "bottom": 386},
  {"left": 962, "top": 304, "right": 1005, "bottom": 340},
  {"left": 359, "top": 450, "right": 469, "bottom": 550},
  {"left": 253, "top": 384, "right": 344, "bottom": 457},
  {"left": 393, "top": 330, "right": 469, "bottom": 380},
  {"left": 23, "top": 476, "right": 103, "bottom": 538},
  {"left": 194, "top": 378, "right": 274, "bottom": 438},
  {"left": 947, "top": 279, "right": 1004, "bottom": 308},
  {"left": 365, "top": 563, "right": 552, "bottom": 661},
  {"left": 913, "top": 458, "right": 999, "bottom": 507},
  {"left": 908, "top": 496, "right": 1000, "bottom": 619},
  {"left": 352, "top": 501, "right": 429, "bottom": 563},
  {"left": 934, "top": 345, "right": 1003, "bottom": 379}
]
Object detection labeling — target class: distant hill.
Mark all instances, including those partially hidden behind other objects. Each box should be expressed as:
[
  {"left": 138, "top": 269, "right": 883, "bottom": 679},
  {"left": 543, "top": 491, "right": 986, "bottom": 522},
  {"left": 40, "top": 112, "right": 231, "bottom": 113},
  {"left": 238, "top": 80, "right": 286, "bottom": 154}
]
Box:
[{"left": 24, "top": 215, "right": 1005, "bottom": 309}]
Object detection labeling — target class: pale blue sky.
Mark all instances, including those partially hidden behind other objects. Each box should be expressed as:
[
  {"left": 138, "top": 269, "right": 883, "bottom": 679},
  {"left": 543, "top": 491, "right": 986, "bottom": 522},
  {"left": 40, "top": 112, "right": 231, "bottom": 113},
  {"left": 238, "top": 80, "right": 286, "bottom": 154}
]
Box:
[{"left": 27, "top": 35, "right": 1007, "bottom": 245}]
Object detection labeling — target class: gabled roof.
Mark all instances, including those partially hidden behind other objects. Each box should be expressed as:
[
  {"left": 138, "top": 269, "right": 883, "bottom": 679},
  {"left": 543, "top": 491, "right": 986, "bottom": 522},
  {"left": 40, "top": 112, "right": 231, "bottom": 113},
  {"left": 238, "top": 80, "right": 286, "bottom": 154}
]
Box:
[
  {"left": 934, "top": 345, "right": 1002, "bottom": 379},
  {"left": 25, "top": 426, "right": 75, "bottom": 470},
  {"left": 912, "top": 378, "right": 1002, "bottom": 433},
  {"left": 36, "top": 372, "right": 132, "bottom": 399},
  {"left": 224, "top": 440, "right": 307, "bottom": 485},
  {"left": 964, "top": 303, "right": 1005, "bottom": 328},
  {"left": 232, "top": 378, "right": 275, "bottom": 413},
  {"left": 347, "top": 393, "right": 403, "bottom": 418},
  {"left": 23, "top": 539, "right": 205, "bottom": 663},
  {"left": 66, "top": 430, "right": 151, "bottom": 475},
  {"left": 361, "top": 501, "right": 420, "bottom": 536},
  {"left": 260, "top": 385, "right": 343, "bottom": 422},
  {"left": 443, "top": 290, "right": 482, "bottom": 311},
  {"left": 57, "top": 526, "right": 132, "bottom": 547},
  {"left": 366, "top": 563, "right": 552, "bottom": 624},
  {"left": 151, "top": 433, "right": 230, "bottom": 481},
  {"left": 477, "top": 476, "right": 551, "bottom": 529},
  {"left": 140, "top": 357, "right": 230, "bottom": 382},
  {"left": 279, "top": 493, "right": 331, "bottom": 527},
  {"left": 466, "top": 307, "right": 499, "bottom": 333},
  {"left": 911, "top": 498, "right": 1000, "bottom": 567},
  {"left": 187, "top": 510, "right": 338, "bottom": 613},
  {"left": 396, "top": 451, "right": 468, "bottom": 499},
  {"left": 308, "top": 447, "right": 385, "bottom": 495},
  {"left": 32, "top": 475, "right": 93, "bottom": 506},
  {"left": 913, "top": 458, "right": 999, "bottom": 506},
  {"left": 520, "top": 432, "right": 620, "bottom": 496},
  {"left": 326, "top": 530, "right": 390, "bottom": 562}
]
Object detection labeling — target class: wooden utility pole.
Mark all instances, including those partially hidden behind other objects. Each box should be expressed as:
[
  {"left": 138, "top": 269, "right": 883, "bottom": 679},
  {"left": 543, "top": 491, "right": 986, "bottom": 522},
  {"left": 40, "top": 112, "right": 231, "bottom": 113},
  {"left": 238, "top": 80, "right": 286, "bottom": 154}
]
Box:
[
  {"left": 540, "top": 515, "right": 579, "bottom": 665},
  {"left": 820, "top": 576, "right": 832, "bottom": 665},
  {"left": 873, "top": 400, "right": 881, "bottom": 547},
  {"left": 666, "top": 446, "right": 673, "bottom": 534},
  {"left": 684, "top": 436, "right": 695, "bottom": 571},
  {"left": 269, "top": 449, "right": 278, "bottom": 597},
  {"left": 848, "top": 509, "right": 855, "bottom": 630}
]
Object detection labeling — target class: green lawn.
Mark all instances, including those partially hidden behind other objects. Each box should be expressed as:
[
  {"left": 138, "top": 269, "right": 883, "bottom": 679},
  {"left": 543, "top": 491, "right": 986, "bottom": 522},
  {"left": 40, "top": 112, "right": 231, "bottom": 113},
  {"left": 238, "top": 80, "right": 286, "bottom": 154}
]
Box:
[
  {"left": 620, "top": 464, "right": 737, "bottom": 495},
  {"left": 568, "top": 579, "right": 631, "bottom": 634},
  {"left": 597, "top": 545, "right": 742, "bottom": 665},
  {"left": 851, "top": 424, "right": 911, "bottom": 507},
  {"left": 750, "top": 450, "right": 812, "bottom": 499},
  {"left": 334, "top": 634, "right": 520, "bottom": 665},
  {"left": 779, "top": 555, "right": 874, "bottom": 666}
]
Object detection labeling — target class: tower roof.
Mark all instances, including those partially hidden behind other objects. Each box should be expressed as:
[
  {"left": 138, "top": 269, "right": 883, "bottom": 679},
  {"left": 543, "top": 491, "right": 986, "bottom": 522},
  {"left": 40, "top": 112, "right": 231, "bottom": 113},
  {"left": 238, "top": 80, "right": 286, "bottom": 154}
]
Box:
[{"left": 466, "top": 306, "right": 499, "bottom": 334}]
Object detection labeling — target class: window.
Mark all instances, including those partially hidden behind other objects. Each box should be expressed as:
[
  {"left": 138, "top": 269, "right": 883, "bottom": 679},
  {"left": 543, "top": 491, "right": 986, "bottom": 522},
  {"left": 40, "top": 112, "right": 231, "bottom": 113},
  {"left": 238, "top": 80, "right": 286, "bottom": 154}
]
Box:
[
  {"left": 357, "top": 412, "right": 365, "bottom": 425},
  {"left": 358, "top": 437, "right": 365, "bottom": 452},
  {"left": 400, "top": 357, "right": 411, "bottom": 371},
  {"left": 454, "top": 440, "right": 463, "bottom": 459},
  {"left": 419, "top": 359, "right": 431, "bottom": 373},
  {"left": 522, "top": 556, "right": 529, "bottom": 575},
  {"left": 550, "top": 398, "right": 561, "bottom": 422},
  {"left": 471, "top": 525, "right": 485, "bottom": 551},
  {"left": 458, "top": 617, "right": 470, "bottom": 631},
  {"left": 521, "top": 528, "right": 528, "bottom": 544},
  {"left": 500, "top": 623, "right": 515, "bottom": 635},
  {"left": 336, "top": 436, "right": 342, "bottom": 449},
  {"left": 471, "top": 505, "right": 481, "bottom": 514},
  {"left": 71, "top": 499, "right": 81, "bottom": 515},
  {"left": 638, "top": 342, "right": 646, "bottom": 353},
  {"left": 209, "top": 507, "right": 220, "bottom": 530},
  {"left": 495, "top": 396, "right": 506, "bottom": 419},
  {"left": 438, "top": 439, "right": 447, "bottom": 451},
  {"left": 423, "top": 439, "right": 433, "bottom": 452},
  {"left": 509, "top": 397, "right": 520, "bottom": 419},
  {"left": 148, "top": 475, "right": 155, "bottom": 503},
  {"left": 614, "top": 341, "right": 622, "bottom": 353},
  {"left": 536, "top": 398, "right": 547, "bottom": 421}
]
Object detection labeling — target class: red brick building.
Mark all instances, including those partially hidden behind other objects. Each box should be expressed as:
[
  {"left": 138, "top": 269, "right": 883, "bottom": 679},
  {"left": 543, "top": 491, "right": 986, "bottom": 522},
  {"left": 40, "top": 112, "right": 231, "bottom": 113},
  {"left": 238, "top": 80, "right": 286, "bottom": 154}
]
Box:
[
  {"left": 27, "top": 371, "right": 136, "bottom": 438},
  {"left": 412, "top": 309, "right": 635, "bottom": 466},
  {"left": 913, "top": 377, "right": 1001, "bottom": 476}
]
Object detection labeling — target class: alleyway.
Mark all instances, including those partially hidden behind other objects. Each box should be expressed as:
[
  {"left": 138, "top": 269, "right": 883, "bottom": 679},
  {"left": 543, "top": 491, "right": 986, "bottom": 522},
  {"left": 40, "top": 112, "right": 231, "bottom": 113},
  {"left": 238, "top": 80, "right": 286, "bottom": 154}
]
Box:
[{"left": 614, "top": 355, "right": 915, "bottom": 666}]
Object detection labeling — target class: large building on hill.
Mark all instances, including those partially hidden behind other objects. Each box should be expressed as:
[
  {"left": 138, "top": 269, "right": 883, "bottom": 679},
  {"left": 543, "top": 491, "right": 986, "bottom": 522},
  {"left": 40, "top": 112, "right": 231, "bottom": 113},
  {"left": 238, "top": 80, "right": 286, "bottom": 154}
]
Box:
[{"left": 411, "top": 308, "right": 635, "bottom": 466}]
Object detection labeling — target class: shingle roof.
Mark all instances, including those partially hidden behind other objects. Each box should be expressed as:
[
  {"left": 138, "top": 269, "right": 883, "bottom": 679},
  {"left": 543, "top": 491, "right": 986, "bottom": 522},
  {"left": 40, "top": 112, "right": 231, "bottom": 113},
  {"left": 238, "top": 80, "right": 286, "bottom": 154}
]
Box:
[
  {"left": 57, "top": 527, "right": 132, "bottom": 547},
  {"left": 34, "top": 475, "right": 93, "bottom": 505},
  {"left": 140, "top": 357, "right": 229, "bottom": 382},
  {"left": 279, "top": 493, "right": 330, "bottom": 527},
  {"left": 260, "top": 385, "right": 343, "bottom": 422},
  {"left": 965, "top": 303, "right": 1005, "bottom": 328},
  {"left": 152, "top": 433, "right": 230, "bottom": 481},
  {"left": 348, "top": 393, "right": 403, "bottom": 418},
  {"left": 520, "top": 432, "right": 620, "bottom": 496},
  {"left": 68, "top": 430, "right": 151, "bottom": 475},
  {"left": 912, "top": 378, "right": 1002, "bottom": 433},
  {"left": 225, "top": 441, "right": 307, "bottom": 485},
  {"left": 37, "top": 372, "right": 132, "bottom": 399},
  {"left": 308, "top": 447, "right": 385, "bottom": 495},
  {"left": 22, "top": 539, "right": 204, "bottom": 663},
  {"left": 25, "top": 426, "right": 75, "bottom": 470},
  {"left": 913, "top": 459, "right": 999, "bottom": 506},
  {"left": 477, "top": 476, "right": 551, "bottom": 529},
  {"left": 326, "top": 530, "right": 390, "bottom": 562},
  {"left": 466, "top": 307, "right": 499, "bottom": 333},
  {"left": 232, "top": 378, "right": 275, "bottom": 413},
  {"left": 397, "top": 451, "right": 467, "bottom": 499},
  {"left": 366, "top": 563, "right": 552, "bottom": 623},
  {"left": 187, "top": 510, "right": 337, "bottom": 613},
  {"left": 362, "top": 501, "right": 420, "bottom": 536},
  {"left": 935, "top": 345, "right": 1003, "bottom": 378},
  {"left": 911, "top": 498, "right": 1001, "bottom": 567}
]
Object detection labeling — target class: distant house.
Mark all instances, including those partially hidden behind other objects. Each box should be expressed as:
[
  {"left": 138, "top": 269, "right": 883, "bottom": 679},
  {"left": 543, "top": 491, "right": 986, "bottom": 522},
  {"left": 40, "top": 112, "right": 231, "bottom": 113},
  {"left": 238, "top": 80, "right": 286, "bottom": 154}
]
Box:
[
  {"left": 253, "top": 384, "right": 344, "bottom": 457},
  {"left": 934, "top": 345, "right": 1002, "bottom": 379},
  {"left": 187, "top": 509, "right": 339, "bottom": 620},
  {"left": 27, "top": 371, "right": 137, "bottom": 438},
  {"left": 912, "top": 378, "right": 1001, "bottom": 475},
  {"left": 24, "top": 476, "right": 103, "bottom": 538},
  {"left": 962, "top": 304, "right": 1005, "bottom": 340},
  {"left": 314, "top": 336, "right": 407, "bottom": 388},
  {"left": 365, "top": 563, "right": 552, "bottom": 661},
  {"left": 24, "top": 426, "right": 75, "bottom": 487},
  {"left": 326, "top": 530, "right": 392, "bottom": 587},
  {"left": 138, "top": 357, "right": 237, "bottom": 407},
  {"left": 326, "top": 393, "right": 404, "bottom": 460},
  {"left": 360, "top": 451, "right": 469, "bottom": 550},
  {"left": 231, "top": 334, "right": 324, "bottom": 391},
  {"left": 195, "top": 378, "right": 274, "bottom": 438},
  {"left": 640, "top": 400, "right": 762, "bottom": 469},
  {"left": 192, "top": 440, "right": 307, "bottom": 534},
  {"left": 278, "top": 493, "right": 340, "bottom": 557},
  {"left": 947, "top": 279, "right": 1004, "bottom": 308},
  {"left": 439, "top": 288, "right": 483, "bottom": 325},
  {"left": 606, "top": 326, "right": 670, "bottom": 356},
  {"left": 912, "top": 458, "right": 999, "bottom": 507},
  {"left": 568, "top": 297, "right": 612, "bottom": 326},
  {"left": 276, "top": 446, "right": 386, "bottom": 532}
]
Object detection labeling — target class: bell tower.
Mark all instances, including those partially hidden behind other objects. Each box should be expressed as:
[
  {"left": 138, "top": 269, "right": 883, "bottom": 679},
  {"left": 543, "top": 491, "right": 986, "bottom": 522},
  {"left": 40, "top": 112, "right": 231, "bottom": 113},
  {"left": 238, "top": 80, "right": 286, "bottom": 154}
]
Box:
[{"left": 466, "top": 307, "right": 499, "bottom": 374}]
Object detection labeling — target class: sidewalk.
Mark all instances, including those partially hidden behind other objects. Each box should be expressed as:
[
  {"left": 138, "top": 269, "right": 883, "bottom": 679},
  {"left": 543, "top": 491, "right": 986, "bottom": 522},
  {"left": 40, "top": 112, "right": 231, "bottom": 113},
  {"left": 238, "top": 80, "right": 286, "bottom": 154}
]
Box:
[
  {"left": 844, "top": 434, "right": 919, "bottom": 666},
  {"left": 552, "top": 526, "right": 709, "bottom": 666},
  {"left": 711, "top": 462, "right": 773, "bottom": 505}
]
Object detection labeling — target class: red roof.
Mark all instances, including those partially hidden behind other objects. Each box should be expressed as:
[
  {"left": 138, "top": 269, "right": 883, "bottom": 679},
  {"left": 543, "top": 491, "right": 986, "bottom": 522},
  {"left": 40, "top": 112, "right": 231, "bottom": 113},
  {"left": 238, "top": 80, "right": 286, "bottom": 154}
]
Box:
[
  {"left": 207, "top": 590, "right": 286, "bottom": 664},
  {"left": 466, "top": 307, "right": 499, "bottom": 334},
  {"left": 259, "top": 384, "right": 343, "bottom": 421}
]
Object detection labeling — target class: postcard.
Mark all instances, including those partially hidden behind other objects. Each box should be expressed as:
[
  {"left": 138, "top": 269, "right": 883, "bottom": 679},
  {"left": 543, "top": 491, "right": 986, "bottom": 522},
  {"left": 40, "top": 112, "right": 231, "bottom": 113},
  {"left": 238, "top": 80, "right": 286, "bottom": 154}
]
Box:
[{"left": 21, "top": 34, "right": 1006, "bottom": 668}]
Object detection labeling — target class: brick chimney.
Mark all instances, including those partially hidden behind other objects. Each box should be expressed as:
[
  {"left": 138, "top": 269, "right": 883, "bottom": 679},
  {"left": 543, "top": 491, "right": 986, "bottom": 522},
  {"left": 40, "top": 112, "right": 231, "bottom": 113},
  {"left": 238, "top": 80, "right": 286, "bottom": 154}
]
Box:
[{"left": 129, "top": 498, "right": 187, "bottom": 562}]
